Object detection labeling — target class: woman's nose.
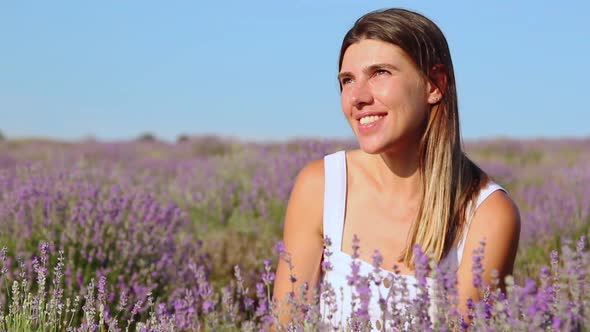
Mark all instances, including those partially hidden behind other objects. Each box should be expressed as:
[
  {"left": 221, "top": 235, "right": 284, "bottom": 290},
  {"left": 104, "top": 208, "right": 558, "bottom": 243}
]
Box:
[{"left": 350, "top": 80, "right": 374, "bottom": 108}]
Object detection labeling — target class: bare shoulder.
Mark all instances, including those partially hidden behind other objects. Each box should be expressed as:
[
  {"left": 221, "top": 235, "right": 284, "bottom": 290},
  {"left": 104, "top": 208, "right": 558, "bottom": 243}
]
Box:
[
  {"left": 470, "top": 189, "right": 521, "bottom": 243},
  {"left": 284, "top": 158, "right": 325, "bottom": 235},
  {"left": 455, "top": 188, "right": 521, "bottom": 311},
  {"left": 455, "top": 188, "right": 521, "bottom": 316},
  {"left": 460, "top": 189, "right": 521, "bottom": 276},
  {"left": 293, "top": 158, "right": 325, "bottom": 193},
  {"left": 273, "top": 158, "right": 326, "bottom": 315},
  {"left": 290, "top": 158, "right": 324, "bottom": 206}
]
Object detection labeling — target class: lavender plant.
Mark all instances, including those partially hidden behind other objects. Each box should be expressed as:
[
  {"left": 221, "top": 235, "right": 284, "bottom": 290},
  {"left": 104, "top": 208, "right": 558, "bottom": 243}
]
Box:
[
  {"left": 0, "top": 231, "right": 588, "bottom": 330},
  {"left": 0, "top": 136, "right": 588, "bottom": 330}
]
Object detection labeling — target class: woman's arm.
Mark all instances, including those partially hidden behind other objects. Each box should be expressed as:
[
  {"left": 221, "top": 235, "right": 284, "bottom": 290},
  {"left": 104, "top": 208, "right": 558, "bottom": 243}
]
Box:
[
  {"left": 272, "top": 159, "right": 325, "bottom": 327},
  {"left": 455, "top": 190, "right": 521, "bottom": 320}
]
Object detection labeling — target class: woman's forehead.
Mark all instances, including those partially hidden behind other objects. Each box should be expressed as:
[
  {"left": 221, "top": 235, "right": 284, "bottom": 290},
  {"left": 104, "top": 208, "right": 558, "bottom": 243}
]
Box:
[{"left": 340, "top": 39, "right": 411, "bottom": 71}]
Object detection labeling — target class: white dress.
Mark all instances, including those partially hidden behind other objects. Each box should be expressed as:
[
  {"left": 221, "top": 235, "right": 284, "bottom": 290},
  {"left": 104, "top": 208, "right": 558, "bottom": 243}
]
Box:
[{"left": 318, "top": 150, "right": 506, "bottom": 331}]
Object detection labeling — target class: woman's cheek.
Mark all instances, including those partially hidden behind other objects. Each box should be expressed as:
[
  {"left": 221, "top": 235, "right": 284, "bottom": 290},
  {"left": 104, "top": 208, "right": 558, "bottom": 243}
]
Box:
[
  {"left": 340, "top": 92, "right": 353, "bottom": 111},
  {"left": 369, "top": 80, "right": 394, "bottom": 101}
]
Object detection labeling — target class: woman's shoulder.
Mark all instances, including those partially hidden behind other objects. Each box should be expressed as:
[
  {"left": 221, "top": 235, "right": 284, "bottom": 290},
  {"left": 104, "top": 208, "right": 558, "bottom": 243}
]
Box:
[
  {"left": 288, "top": 155, "right": 326, "bottom": 208},
  {"left": 464, "top": 181, "right": 521, "bottom": 256},
  {"left": 456, "top": 181, "right": 521, "bottom": 311},
  {"left": 469, "top": 179, "right": 520, "bottom": 231},
  {"left": 294, "top": 157, "right": 325, "bottom": 189},
  {"left": 283, "top": 156, "right": 325, "bottom": 238},
  {"left": 474, "top": 183, "right": 520, "bottom": 227},
  {"left": 285, "top": 149, "right": 356, "bottom": 233},
  {"left": 305, "top": 148, "right": 359, "bottom": 175},
  {"left": 473, "top": 181, "right": 508, "bottom": 208}
]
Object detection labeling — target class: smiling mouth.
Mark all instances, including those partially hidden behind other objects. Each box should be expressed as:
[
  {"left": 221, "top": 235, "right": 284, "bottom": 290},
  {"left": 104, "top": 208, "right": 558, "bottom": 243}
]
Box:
[
  {"left": 359, "top": 115, "right": 386, "bottom": 125},
  {"left": 357, "top": 114, "right": 387, "bottom": 134}
]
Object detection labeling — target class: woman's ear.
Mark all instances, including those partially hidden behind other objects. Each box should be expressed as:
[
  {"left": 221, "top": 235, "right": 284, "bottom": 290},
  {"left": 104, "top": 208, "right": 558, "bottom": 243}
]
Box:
[{"left": 427, "top": 64, "right": 447, "bottom": 104}]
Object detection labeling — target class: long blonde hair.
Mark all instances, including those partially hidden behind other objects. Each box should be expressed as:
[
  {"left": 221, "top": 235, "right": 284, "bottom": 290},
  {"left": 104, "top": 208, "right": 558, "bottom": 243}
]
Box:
[{"left": 338, "top": 8, "right": 489, "bottom": 268}]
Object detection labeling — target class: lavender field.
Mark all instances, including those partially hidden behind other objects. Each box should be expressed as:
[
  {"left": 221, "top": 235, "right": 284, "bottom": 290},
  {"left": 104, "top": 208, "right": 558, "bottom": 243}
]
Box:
[{"left": 0, "top": 136, "right": 588, "bottom": 331}]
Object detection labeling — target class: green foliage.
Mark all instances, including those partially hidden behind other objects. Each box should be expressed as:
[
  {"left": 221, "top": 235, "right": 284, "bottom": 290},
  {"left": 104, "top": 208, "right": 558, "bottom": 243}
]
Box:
[
  {"left": 176, "top": 133, "right": 190, "bottom": 143},
  {"left": 190, "top": 135, "right": 236, "bottom": 156},
  {"left": 137, "top": 132, "right": 157, "bottom": 142}
]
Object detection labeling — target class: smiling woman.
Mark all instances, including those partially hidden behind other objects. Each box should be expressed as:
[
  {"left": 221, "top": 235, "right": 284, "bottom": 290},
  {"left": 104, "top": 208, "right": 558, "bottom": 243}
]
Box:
[
  {"left": 339, "top": 39, "right": 434, "bottom": 151},
  {"left": 272, "top": 7, "right": 520, "bottom": 331}
]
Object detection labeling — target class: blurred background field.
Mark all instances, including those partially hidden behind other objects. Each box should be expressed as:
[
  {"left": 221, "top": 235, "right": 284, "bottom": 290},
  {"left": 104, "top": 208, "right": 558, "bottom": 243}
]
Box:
[{"left": 1, "top": 135, "right": 588, "bottom": 294}]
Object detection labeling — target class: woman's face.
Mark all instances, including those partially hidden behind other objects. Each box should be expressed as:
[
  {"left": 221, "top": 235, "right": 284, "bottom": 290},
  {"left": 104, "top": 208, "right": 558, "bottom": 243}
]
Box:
[{"left": 339, "top": 38, "right": 439, "bottom": 155}]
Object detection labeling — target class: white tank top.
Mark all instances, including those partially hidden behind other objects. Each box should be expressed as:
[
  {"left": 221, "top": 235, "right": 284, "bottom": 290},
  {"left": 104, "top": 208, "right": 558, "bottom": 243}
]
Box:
[{"left": 319, "top": 150, "right": 506, "bottom": 331}]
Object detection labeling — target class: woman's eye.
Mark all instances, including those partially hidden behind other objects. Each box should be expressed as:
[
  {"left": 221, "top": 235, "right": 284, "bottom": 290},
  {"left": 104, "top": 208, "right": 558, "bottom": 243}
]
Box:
[
  {"left": 341, "top": 77, "right": 353, "bottom": 85},
  {"left": 374, "top": 69, "right": 390, "bottom": 76}
]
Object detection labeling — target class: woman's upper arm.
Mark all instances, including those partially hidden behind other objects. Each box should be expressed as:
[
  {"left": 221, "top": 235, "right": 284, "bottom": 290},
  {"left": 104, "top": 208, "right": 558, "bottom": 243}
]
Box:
[
  {"left": 273, "top": 158, "right": 325, "bottom": 306},
  {"left": 456, "top": 190, "right": 521, "bottom": 314}
]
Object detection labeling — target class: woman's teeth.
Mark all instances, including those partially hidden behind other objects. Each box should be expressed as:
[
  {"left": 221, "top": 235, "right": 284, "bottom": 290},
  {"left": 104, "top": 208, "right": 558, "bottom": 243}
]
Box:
[{"left": 359, "top": 115, "right": 385, "bottom": 125}]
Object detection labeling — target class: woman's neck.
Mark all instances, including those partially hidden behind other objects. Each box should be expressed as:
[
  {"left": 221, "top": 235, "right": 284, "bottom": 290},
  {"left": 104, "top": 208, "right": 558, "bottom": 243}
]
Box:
[{"left": 363, "top": 143, "right": 422, "bottom": 202}]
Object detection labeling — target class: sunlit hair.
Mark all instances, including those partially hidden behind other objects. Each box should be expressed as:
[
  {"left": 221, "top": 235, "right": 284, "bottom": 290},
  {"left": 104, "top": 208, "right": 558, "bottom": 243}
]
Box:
[{"left": 338, "top": 8, "right": 489, "bottom": 268}]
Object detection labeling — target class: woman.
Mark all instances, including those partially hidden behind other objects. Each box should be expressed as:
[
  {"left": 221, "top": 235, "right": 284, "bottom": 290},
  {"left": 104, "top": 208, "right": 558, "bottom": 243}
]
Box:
[{"left": 273, "top": 8, "right": 520, "bottom": 331}]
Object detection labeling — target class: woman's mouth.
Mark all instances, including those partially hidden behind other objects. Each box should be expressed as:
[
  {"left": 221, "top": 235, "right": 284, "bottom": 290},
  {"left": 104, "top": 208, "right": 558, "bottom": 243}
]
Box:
[{"left": 358, "top": 114, "right": 387, "bottom": 135}]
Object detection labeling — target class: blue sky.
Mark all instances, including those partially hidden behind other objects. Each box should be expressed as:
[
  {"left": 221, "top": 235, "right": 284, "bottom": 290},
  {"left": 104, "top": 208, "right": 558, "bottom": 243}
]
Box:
[{"left": 1, "top": 1, "right": 588, "bottom": 142}]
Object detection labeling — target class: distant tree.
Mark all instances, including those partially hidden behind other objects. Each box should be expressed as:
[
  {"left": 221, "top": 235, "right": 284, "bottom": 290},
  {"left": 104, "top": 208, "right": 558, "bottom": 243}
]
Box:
[
  {"left": 191, "top": 135, "right": 232, "bottom": 156},
  {"left": 137, "top": 132, "right": 157, "bottom": 142},
  {"left": 176, "top": 133, "right": 190, "bottom": 143},
  {"left": 82, "top": 134, "right": 98, "bottom": 143},
  {"left": 0, "top": 129, "right": 5, "bottom": 141}
]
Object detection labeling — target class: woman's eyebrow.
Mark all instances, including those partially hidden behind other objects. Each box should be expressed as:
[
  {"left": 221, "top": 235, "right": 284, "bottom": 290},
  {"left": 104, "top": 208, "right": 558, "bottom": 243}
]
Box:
[
  {"left": 337, "top": 71, "right": 353, "bottom": 81},
  {"left": 364, "top": 63, "right": 399, "bottom": 74},
  {"left": 338, "top": 63, "right": 400, "bottom": 81}
]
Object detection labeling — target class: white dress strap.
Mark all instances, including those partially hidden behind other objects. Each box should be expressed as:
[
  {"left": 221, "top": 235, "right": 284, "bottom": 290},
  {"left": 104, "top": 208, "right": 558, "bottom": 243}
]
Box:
[
  {"left": 456, "top": 182, "right": 507, "bottom": 263},
  {"left": 322, "top": 150, "right": 347, "bottom": 252}
]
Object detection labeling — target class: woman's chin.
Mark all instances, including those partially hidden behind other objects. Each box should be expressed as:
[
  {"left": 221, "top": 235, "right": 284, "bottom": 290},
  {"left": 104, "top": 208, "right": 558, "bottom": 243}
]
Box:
[{"left": 358, "top": 140, "right": 386, "bottom": 155}]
